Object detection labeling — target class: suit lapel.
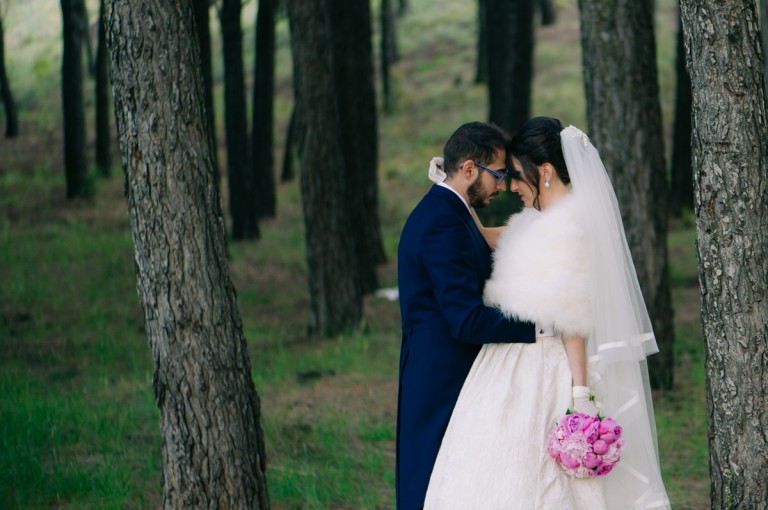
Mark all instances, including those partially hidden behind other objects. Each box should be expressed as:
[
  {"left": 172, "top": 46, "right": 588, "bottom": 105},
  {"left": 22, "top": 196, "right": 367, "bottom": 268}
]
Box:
[{"left": 430, "top": 185, "right": 490, "bottom": 252}]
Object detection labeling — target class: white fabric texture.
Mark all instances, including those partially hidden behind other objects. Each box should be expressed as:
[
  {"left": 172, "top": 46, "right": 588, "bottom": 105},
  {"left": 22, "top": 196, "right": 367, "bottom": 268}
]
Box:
[{"left": 424, "top": 126, "right": 670, "bottom": 509}]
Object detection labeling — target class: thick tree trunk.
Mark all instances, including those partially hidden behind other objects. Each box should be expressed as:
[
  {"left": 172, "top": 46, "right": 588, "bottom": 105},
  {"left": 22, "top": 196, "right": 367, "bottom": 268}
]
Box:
[
  {"left": 95, "top": 0, "right": 111, "bottom": 176},
  {"left": 192, "top": 0, "right": 218, "bottom": 176},
  {"left": 328, "top": 0, "right": 385, "bottom": 294},
  {"left": 380, "top": 0, "right": 394, "bottom": 113},
  {"left": 287, "top": 0, "right": 362, "bottom": 337},
  {"left": 680, "top": 1, "right": 768, "bottom": 507},
  {"left": 487, "top": 0, "right": 534, "bottom": 134},
  {"left": 105, "top": 1, "right": 270, "bottom": 507},
  {"left": 251, "top": 0, "right": 277, "bottom": 219},
  {"left": 579, "top": 0, "right": 675, "bottom": 390},
  {"left": 670, "top": 10, "right": 693, "bottom": 216},
  {"left": 0, "top": 15, "right": 19, "bottom": 138},
  {"left": 220, "top": 0, "right": 259, "bottom": 239},
  {"left": 475, "top": 0, "right": 488, "bottom": 84},
  {"left": 761, "top": 0, "right": 768, "bottom": 97},
  {"left": 61, "top": 0, "right": 88, "bottom": 199}
]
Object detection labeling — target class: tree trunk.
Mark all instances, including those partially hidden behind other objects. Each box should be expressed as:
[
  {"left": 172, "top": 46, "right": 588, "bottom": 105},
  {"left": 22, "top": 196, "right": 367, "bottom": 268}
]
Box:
[
  {"left": 220, "top": 0, "right": 259, "bottom": 239},
  {"left": 538, "top": 0, "right": 556, "bottom": 25},
  {"left": 680, "top": 1, "right": 768, "bottom": 507},
  {"left": 192, "top": 0, "right": 218, "bottom": 176},
  {"left": 669, "top": 9, "right": 693, "bottom": 216},
  {"left": 475, "top": 0, "right": 488, "bottom": 84},
  {"left": 398, "top": 0, "right": 408, "bottom": 16},
  {"left": 761, "top": 0, "right": 768, "bottom": 97},
  {"left": 105, "top": 1, "right": 271, "bottom": 507},
  {"left": 95, "top": 0, "right": 111, "bottom": 176},
  {"left": 0, "top": 14, "right": 19, "bottom": 138},
  {"left": 578, "top": 0, "right": 675, "bottom": 390},
  {"left": 251, "top": 0, "right": 277, "bottom": 219},
  {"left": 380, "top": 0, "right": 394, "bottom": 113},
  {"left": 287, "top": 0, "right": 363, "bottom": 337},
  {"left": 76, "top": 0, "right": 94, "bottom": 76},
  {"left": 328, "top": 0, "right": 385, "bottom": 294},
  {"left": 487, "top": 0, "right": 534, "bottom": 134},
  {"left": 61, "top": 0, "right": 88, "bottom": 199}
]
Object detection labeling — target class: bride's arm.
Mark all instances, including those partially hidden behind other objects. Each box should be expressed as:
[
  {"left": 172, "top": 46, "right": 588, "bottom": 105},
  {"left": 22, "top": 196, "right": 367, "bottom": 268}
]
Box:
[
  {"left": 469, "top": 207, "right": 505, "bottom": 249},
  {"left": 562, "top": 335, "right": 587, "bottom": 386}
]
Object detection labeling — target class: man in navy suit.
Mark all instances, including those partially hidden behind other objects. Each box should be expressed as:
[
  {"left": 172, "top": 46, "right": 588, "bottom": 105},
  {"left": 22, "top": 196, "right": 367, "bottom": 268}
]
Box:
[{"left": 396, "top": 122, "right": 536, "bottom": 509}]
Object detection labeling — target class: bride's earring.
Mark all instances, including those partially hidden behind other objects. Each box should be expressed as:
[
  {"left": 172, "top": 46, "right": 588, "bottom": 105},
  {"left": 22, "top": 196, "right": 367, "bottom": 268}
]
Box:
[{"left": 544, "top": 179, "right": 550, "bottom": 189}]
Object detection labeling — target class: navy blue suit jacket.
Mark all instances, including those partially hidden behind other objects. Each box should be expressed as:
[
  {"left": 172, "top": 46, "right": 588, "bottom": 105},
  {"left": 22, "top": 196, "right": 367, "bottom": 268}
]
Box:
[{"left": 396, "top": 185, "right": 535, "bottom": 509}]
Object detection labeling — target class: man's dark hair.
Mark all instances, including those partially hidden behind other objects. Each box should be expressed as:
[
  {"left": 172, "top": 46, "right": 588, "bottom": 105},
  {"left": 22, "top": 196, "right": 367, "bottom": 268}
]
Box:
[{"left": 443, "top": 122, "right": 511, "bottom": 178}]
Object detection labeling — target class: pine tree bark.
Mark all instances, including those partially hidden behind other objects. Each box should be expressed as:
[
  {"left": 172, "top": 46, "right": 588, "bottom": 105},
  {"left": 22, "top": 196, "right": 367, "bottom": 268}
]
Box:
[
  {"left": 487, "top": 0, "right": 534, "bottom": 134},
  {"left": 61, "top": 0, "right": 88, "bottom": 199},
  {"left": 192, "top": 0, "right": 218, "bottom": 176},
  {"left": 680, "top": 1, "right": 768, "bottom": 507},
  {"left": 0, "top": 14, "right": 19, "bottom": 138},
  {"left": 761, "top": 0, "right": 768, "bottom": 97},
  {"left": 670, "top": 9, "right": 693, "bottom": 216},
  {"left": 287, "top": 0, "right": 362, "bottom": 337},
  {"left": 220, "top": 0, "right": 259, "bottom": 239},
  {"left": 105, "top": 1, "right": 270, "bottom": 507},
  {"left": 578, "top": 0, "right": 675, "bottom": 390},
  {"left": 251, "top": 0, "right": 277, "bottom": 219},
  {"left": 328, "top": 0, "right": 385, "bottom": 294},
  {"left": 95, "top": 0, "right": 111, "bottom": 176}
]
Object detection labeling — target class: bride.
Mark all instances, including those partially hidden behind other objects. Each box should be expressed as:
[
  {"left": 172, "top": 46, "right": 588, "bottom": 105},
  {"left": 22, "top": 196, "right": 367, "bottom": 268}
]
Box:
[{"left": 423, "top": 117, "right": 671, "bottom": 509}]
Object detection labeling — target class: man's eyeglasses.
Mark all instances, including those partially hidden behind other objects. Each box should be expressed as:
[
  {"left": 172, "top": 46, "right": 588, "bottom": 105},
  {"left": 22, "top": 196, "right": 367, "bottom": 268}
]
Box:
[{"left": 473, "top": 162, "right": 509, "bottom": 186}]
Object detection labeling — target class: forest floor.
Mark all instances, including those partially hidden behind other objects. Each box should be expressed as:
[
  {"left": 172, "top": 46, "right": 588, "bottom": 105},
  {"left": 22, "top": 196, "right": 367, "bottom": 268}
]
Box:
[{"left": 1, "top": 0, "right": 708, "bottom": 508}]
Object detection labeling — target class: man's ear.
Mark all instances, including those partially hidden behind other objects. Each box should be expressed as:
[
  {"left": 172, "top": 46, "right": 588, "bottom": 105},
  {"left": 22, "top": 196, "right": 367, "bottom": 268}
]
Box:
[{"left": 459, "top": 160, "right": 475, "bottom": 180}]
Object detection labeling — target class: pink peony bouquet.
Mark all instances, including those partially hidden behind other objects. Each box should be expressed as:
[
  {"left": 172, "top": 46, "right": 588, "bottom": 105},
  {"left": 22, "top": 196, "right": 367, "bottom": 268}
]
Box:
[{"left": 547, "top": 412, "right": 624, "bottom": 478}]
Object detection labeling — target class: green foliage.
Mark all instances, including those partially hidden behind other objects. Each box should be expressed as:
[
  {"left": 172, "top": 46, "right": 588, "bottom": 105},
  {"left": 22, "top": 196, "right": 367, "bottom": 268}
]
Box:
[{"left": 0, "top": 0, "right": 706, "bottom": 508}]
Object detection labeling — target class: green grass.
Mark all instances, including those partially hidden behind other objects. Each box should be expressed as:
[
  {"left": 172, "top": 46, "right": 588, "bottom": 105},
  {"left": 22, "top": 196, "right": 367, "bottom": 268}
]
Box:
[{"left": 0, "top": 0, "right": 707, "bottom": 508}]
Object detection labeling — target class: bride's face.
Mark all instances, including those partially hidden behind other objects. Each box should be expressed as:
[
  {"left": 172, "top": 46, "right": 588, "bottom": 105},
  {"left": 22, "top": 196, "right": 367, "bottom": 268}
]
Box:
[{"left": 509, "top": 158, "right": 537, "bottom": 208}]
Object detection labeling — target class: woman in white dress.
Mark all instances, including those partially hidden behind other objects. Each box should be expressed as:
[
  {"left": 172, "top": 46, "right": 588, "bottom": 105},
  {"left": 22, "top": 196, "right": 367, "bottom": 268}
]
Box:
[{"left": 424, "top": 117, "right": 671, "bottom": 509}]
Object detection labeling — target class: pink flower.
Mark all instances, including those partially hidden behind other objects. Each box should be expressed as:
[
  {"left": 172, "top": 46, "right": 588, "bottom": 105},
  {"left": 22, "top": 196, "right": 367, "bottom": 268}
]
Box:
[
  {"left": 583, "top": 420, "right": 600, "bottom": 443},
  {"left": 561, "top": 413, "right": 585, "bottom": 434},
  {"left": 592, "top": 439, "right": 609, "bottom": 455},
  {"left": 614, "top": 426, "right": 623, "bottom": 438},
  {"left": 594, "top": 463, "right": 615, "bottom": 477},
  {"left": 582, "top": 452, "right": 603, "bottom": 469},
  {"left": 559, "top": 452, "right": 581, "bottom": 470},
  {"left": 599, "top": 418, "right": 618, "bottom": 435},
  {"left": 600, "top": 431, "right": 616, "bottom": 444}
]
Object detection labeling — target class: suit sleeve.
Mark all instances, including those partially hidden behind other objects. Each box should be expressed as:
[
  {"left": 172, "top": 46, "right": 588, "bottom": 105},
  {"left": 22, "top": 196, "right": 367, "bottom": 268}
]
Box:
[{"left": 421, "top": 212, "right": 535, "bottom": 345}]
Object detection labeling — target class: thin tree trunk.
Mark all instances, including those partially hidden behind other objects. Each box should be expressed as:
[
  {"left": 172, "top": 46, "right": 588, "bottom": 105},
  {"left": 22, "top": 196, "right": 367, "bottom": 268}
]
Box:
[
  {"left": 192, "top": 0, "right": 218, "bottom": 176},
  {"left": 670, "top": 9, "right": 693, "bottom": 216},
  {"left": 106, "top": 1, "right": 270, "bottom": 507},
  {"left": 380, "top": 0, "right": 394, "bottom": 113},
  {"left": 487, "top": 0, "right": 534, "bottom": 134},
  {"left": 475, "top": 0, "right": 488, "bottom": 84},
  {"left": 398, "top": 0, "right": 408, "bottom": 16},
  {"left": 220, "top": 0, "right": 259, "bottom": 239},
  {"left": 579, "top": 0, "right": 674, "bottom": 390},
  {"left": 328, "top": 0, "right": 385, "bottom": 293},
  {"left": 252, "top": 0, "right": 277, "bottom": 219},
  {"left": 95, "top": 0, "right": 111, "bottom": 176},
  {"left": 281, "top": 105, "right": 297, "bottom": 182},
  {"left": 382, "top": 0, "right": 398, "bottom": 63},
  {"left": 680, "top": 1, "right": 768, "bottom": 507},
  {"left": 61, "top": 0, "right": 88, "bottom": 199},
  {"left": 0, "top": 15, "right": 19, "bottom": 138},
  {"left": 77, "top": 0, "right": 94, "bottom": 76},
  {"left": 538, "top": 0, "right": 556, "bottom": 25},
  {"left": 287, "top": 0, "right": 362, "bottom": 337}
]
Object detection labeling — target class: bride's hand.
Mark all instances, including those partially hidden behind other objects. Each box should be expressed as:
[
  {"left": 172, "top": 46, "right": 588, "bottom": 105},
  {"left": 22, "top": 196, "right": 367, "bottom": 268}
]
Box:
[{"left": 572, "top": 386, "right": 599, "bottom": 416}]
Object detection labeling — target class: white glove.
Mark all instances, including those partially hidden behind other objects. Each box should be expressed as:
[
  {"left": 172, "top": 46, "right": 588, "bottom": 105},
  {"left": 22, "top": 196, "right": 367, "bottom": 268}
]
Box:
[
  {"left": 535, "top": 322, "right": 555, "bottom": 338},
  {"left": 428, "top": 157, "right": 447, "bottom": 183},
  {"left": 572, "top": 386, "right": 599, "bottom": 416}
]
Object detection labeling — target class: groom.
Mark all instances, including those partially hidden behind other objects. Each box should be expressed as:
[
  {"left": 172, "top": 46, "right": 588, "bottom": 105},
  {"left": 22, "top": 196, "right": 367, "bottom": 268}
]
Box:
[{"left": 396, "top": 121, "right": 536, "bottom": 509}]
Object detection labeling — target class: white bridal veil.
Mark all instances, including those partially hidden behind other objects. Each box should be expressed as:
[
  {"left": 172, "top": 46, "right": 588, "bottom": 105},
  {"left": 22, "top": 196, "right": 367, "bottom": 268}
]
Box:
[{"left": 562, "top": 126, "right": 670, "bottom": 509}]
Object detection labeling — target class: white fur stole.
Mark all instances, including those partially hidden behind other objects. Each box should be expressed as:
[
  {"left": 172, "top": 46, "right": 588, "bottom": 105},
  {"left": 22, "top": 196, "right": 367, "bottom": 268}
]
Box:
[{"left": 483, "top": 194, "right": 592, "bottom": 337}]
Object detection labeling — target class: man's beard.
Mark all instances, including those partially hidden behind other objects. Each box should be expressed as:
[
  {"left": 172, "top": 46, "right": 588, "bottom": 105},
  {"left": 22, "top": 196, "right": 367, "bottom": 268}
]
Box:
[{"left": 468, "top": 178, "right": 495, "bottom": 208}]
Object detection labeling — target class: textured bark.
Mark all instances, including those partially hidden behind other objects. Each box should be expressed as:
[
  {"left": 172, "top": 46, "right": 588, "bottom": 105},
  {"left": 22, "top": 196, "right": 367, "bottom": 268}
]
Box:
[
  {"left": 578, "top": 0, "right": 675, "bottom": 390},
  {"left": 762, "top": 0, "right": 768, "bottom": 97},
  {"left": 287, "top": 0, "right": 362, "bottom": 337},
  {"left": 670, "top": 9, "right": 693, "bottom": 216},
  {"left": 487, "top": 0, "right": 534, "bottom": 134},
  {"left": 61, "top": 0, "right": 88, "bottom": 199},
  {"left": 328, "top": 0, "right": 385, "bottom": 294},
  {"left": 380, "top": 0, "right": 394, "bottom": 113},
  {"left": 192, "top": 0, "right": 218, "bottom": 177},
  {"left": 95, "top": 0, "right": 111, "bottom": 176},
  {"left": 0, "top": 14, "right": 18, "bottom": 138},
  {"left": 251, "top": 0, "right": 277, "bottom": 219},
  {"left": 220, "top": 0, "right": 259, "bottom": 239},
  {"left": 680, "top": 1, "right": 768, "bottom": 507},
  {"left": 106, "top": 1, "right": 270, "bottom": 507}
]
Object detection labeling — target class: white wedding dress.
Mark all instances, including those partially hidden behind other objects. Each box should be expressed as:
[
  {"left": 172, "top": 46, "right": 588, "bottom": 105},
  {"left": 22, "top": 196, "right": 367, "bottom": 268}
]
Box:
[{"left": 424, "top": 192, "right": 670, "bottom": 509}]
